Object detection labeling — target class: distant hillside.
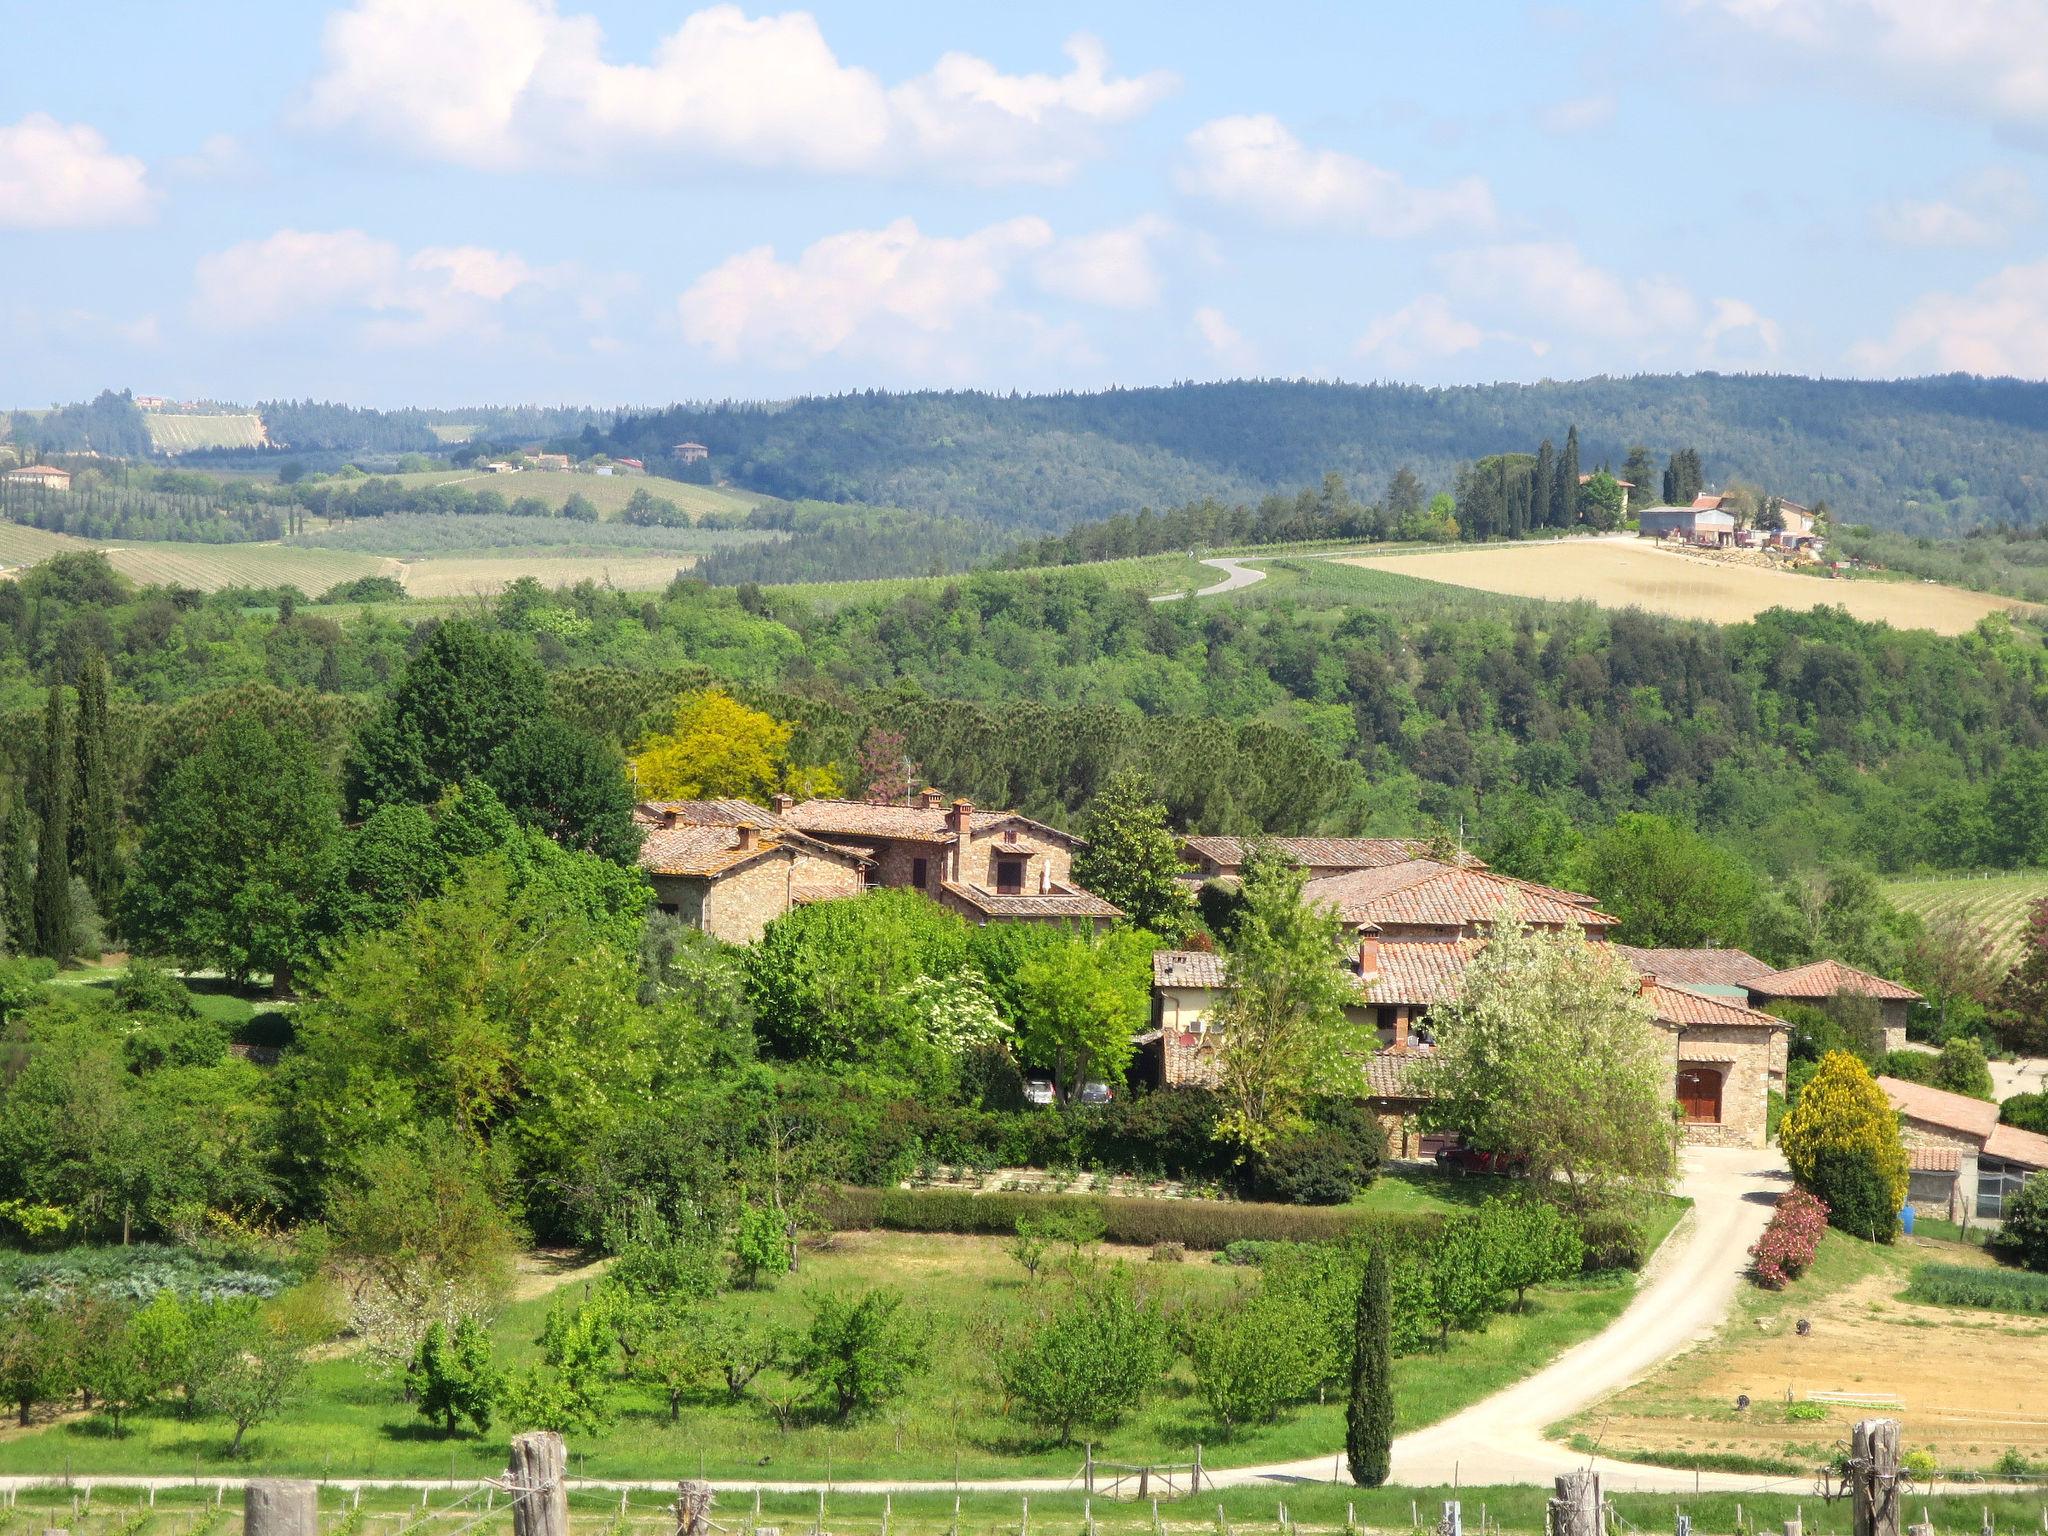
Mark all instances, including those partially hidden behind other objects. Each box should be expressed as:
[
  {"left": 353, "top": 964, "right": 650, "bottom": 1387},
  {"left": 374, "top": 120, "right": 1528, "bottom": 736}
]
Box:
[{"left": 602, "top": 375, "right": 2048, "bottom": 535}]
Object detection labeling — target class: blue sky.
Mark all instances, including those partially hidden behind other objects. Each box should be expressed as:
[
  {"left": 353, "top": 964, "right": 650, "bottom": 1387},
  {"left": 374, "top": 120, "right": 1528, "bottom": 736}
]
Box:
[{"left": 8, "top": 0, "right": 2048, "bottom": 406}]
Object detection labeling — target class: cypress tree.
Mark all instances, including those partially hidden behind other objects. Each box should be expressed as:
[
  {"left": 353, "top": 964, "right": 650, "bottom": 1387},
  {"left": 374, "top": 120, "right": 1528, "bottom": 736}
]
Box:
[
  {"left": 1347, "top": 1245, "right": 1394, "bottom": 1487},
  {"left": 0, "top": 797, "right": 33, "bottom": 954},
  {"left": 33, "top": 682, "right": 73, "bottom": 965},
  {"left": 1557, "top": 425, "right": 1581, "bottom": 526},
  {"left": 1532, "top": 439, "right": 1555, "bottom": 528},
  {"left": 71, "top": 650, "right": 116, "bottom": 910}
]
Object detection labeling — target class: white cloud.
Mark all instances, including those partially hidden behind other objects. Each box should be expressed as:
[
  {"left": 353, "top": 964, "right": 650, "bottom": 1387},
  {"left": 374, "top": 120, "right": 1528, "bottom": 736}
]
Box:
[
  {"left": 1536, "top": 95, "right": 1616, "bottom": 135},
  {"left": 1870, "top": 168, "right": 2033, "bottom": 247},
  {"left": 1033, "top": 216, "right": 1171, "bottom": 308},
  {"left": 676, "top": 216, "right": 1056, "bottom": 369},
  {"left": 1176, "top": 114, "right": 1496, "bottom": 236},
  {"left": 191, "top": 229, "right": 552, "bottom": 343},
  {"left": 1437, "top": 242, "right": 1701, "bottom": 341},
  {"left": 1853, "top": 259, "right": 2048, "bottom": 375},
  {"left": 167, "top": 133, "right": 255, "bottom": 181},
  {"left": 0, "top": 113, "right": 153, "bottom": 229},
  {"left": 1192, "top": 306, "right": 1257, "bottom": 372},
  {"left": 1354, "top": 295, "right": 1538, "bottom": 371},
  {"left": 302, "top": 0, "right": 1172, "bottom": 183},
  {"left": 1704, "top": 296, "right": 1785, "bottom": 357},
  {"left": 1687, "top": 0, "right": 2048, "bottom": 136}
]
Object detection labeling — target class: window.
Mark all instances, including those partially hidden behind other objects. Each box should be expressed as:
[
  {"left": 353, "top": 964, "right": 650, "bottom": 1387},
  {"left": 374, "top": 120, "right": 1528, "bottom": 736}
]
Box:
[
  {"left": 1980, "top": 1160, "right": 2031, "bottom": 1220},
  {"left": 995, "top": 856, "right": 1026, "bottom": 895},
  {"left": 912, "top": 857, "right": 929, "bottom": 890},
  {"left": 1676, "top": 1066, "right": 1723, "bottom": 1125}
]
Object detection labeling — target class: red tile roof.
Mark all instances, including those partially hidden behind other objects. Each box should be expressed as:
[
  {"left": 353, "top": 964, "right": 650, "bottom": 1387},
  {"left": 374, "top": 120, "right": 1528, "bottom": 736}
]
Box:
[
  {"left": 1305, "top": 861, "right": 1616, "bottom": 934},
  {"left": 787, "top": 797, "right": 1079, "bottom": 846},
  {"left": 1616, "top": 945, "right": 1778, "bottom": 989},
  {"left": 941, "top": 882, "right": 1120, "bottom": 920},
  {"left": 1909, "top": 1145, "right": 1962, "bottom": 1174},
  {"left": 1181, "top": 836, "right": 1455, "bottom": 872},
  {"left": 1154, "top": 950, "right": 1228, "bottom": 988},
  {"left": 1360, "top": 939, "right": 1485, "bottom": 1005},
  {"left": 1986, "top": 1122, "right": 2048, "bottom": 1169},
  {"left": 635, "top": 799, "right": 865, "bottom": 877},
  {"left": 1754, "top": 959, "right": 1922, "bottom": 1003},
  {"left": 1644, "top": 982, "right": 1786, "bottom": 1030},
  {"left": 1878, "top": 1076, "right": 2000, "bottom": 1141},
  {"left": 1365, "top": 1050, "right": 1430, "bottom": 1099}
]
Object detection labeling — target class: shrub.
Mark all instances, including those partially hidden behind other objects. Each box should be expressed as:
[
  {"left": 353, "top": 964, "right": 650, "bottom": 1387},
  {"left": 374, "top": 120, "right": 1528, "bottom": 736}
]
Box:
[
  {"left": 1750, "top": 1188, "right": 1829, "bottom": 1289},
  {"left": 1784, "top": 1401, "right": 1828, "bottom": 1422},
  {"left": 1577, "top": 1211, "right": 1649, "bottom": 1272},
  {"left": 1901, "top": 1449, "right": 1938, "bottom": 1479},
  {"left": 1905, "top": 1261, "right": 2048, "bottom": 1313},
  {"left": 1779, "top": 1051, "right": 1909, "bottom": 1214},
  {"left": 2002, "top": 1093, "right": 2048, "bottom": 1138},
  {"left": 1148, "top": 1242, "right": 1185, "bottom": 1264},
  {"left": 1806, "top": 1145, "right": 1899, "bottom": 1243},
  {"left": 1995, "top": 1175, "right": 2048, "bottom": 1273},
  {"left": 1933, "top": 1037, "right": 1995, "bottom": 1101},
  {"left": 1255, "top": 1131, "right": 1372, "bottom": 1205},
  {"left": 997, "top": 1263, "right": 1171, "bottom": 1444}
]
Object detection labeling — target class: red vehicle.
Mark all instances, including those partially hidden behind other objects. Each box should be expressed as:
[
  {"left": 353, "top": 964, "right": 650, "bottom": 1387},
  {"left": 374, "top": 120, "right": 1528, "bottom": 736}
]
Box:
[{"left": 1433, "top": 1144, "right": 1529, "bottom": 1177}]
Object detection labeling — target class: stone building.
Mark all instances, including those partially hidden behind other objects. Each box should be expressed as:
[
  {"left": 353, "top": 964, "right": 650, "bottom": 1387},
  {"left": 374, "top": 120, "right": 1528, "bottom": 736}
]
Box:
[
  {"left": 1878, "top": 1075, "right": 2048, "bottom": 1224},
  {"left": 635, "top": 799, "right": 868, "bottom": 944},
  {"left": 1749, "top": 959, "right": 1923, "bottom": 1054}
]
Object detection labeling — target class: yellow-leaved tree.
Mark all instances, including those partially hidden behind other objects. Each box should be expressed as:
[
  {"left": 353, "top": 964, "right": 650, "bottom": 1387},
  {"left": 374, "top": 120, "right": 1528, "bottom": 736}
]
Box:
[
  {"left": 1777, "top": 1050, "right": 1910, "bottom": 1237},
  {"left": 630, "top": 688, "right": 839, "bottom": 803}
]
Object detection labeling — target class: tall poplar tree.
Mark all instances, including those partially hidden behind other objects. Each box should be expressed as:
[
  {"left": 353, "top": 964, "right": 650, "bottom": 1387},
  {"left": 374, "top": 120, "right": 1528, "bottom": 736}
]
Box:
[
  {"left": 0, "top": 796, "right": 33, "bottom": 954},
  {"left": 33, "top": 682, "right": 73, "bottom": 965},
  {"left": 1557, "top": 425, "right": 1581, "bottom": 526},
  {"left": 70, "top": 650, "right": 117, "bottom": 910},
  {"left": 1346, "top": 1246, "right": 1393, "bottom": 1487},
  {"left": 1532, "top": 439, "right": 1556, "bottom": 528}
]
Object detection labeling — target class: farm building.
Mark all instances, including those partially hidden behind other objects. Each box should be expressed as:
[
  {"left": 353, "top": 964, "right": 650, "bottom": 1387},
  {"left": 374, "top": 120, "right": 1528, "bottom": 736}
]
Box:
[
  {"left": 1748, "top": 958, "right": 1921, "bottom": 1053},
  {"left": 673, "top": 441, "right": 710, "bottom": 464},
  {"left": 2, "top": 465, "right": 71, "bottom": 491},
  {"left": 1878, "top": 1075, "right": 2048, "bottom": 1223},
  {"left": 529, "top": 452, "right": 571, "bottom": 471},
  {"left": 1637, "top": 505, "right": 1736, "bottom": 545},
  {"left": 635, "top": 799, "right": 867, "bottom": 944}
]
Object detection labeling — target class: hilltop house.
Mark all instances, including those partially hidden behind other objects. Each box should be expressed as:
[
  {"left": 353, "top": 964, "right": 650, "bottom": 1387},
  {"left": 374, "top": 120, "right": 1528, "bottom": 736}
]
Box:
[
  {"left": 1878, "top": 1076, "right": 2048, "bottom": 1223},
  {"left": 635, "top": 799, "right": 867, "bottom": 943},
  {"left": 1748, "top": 959, "right": 1921, "bottom": 1054},
  {"left": 2, "top": 465, "right": 71, "bottom": 491},
  {"left": 778, "top": 789, "right": 1121, "bottom": 928},
  {"left": 673, "top": 442, "right": 710, "bottom": 464}
]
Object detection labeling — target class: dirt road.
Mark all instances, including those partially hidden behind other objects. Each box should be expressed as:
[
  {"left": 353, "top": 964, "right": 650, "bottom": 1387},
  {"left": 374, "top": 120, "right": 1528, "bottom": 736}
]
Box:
[{"left": 1151, "top": 557, "right": 1268, "bottom": 602}]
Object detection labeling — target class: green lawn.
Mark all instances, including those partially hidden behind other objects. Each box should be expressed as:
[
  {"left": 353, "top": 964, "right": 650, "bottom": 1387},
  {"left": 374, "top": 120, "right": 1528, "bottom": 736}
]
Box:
[{"left": 0, "top": 1221, "right": 1670, "bottom": 1482}]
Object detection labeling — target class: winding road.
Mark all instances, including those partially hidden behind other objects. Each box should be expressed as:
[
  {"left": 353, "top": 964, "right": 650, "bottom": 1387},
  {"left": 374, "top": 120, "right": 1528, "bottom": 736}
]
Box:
[{"left": 1150, "top": 556, "right": 1269, "bottom": 602}]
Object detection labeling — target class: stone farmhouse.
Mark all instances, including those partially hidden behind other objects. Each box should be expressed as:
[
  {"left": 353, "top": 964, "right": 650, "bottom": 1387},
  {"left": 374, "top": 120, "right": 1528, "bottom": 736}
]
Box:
[
  {"left": 1879, "top": 1075, "right": 2048, "bottom": 1224},
  {"left": 1750, "top": 959, "right": 1920, "bottom": 1053},
  {"left": 635, "top": 799, "right": 867, "bottom": 943}
]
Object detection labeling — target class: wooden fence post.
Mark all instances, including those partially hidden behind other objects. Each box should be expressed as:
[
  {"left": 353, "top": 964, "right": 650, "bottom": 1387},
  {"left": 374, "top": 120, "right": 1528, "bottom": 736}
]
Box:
[
  {"left": 244, "top": 1482, "right": 318, "bottom": 1536},
  {"left": 1852, "top": 1420, "right": 1902, "bottom": 1536},
  {"left": 508, "top": 1431, "right": 568, "bottom": 1536},
  {"left": 1550, "top": 1474, "right": 1602, "bottom": 1536},
  {"left": 677, "top": 1481, "right": 716, "bottom": 1536}
]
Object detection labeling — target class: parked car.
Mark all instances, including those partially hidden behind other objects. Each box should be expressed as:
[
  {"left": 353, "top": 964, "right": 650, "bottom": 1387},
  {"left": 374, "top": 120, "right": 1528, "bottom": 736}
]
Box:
[
  {"left": 1074, "top": 1080, "right": 1115, "bottom": 1106},
  {"left": 1021, "top": 1074, "right": 1057, "bottom": 1107},
  {"left": 1433, "top": 1144, "right": 1528, "bottom": 1177}
]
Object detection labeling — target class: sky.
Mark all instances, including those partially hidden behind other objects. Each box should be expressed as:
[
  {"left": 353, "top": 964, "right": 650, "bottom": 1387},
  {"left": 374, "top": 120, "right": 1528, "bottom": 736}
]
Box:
[{"left": 9, "top": 0, "right": 2048, "bottom": 407}]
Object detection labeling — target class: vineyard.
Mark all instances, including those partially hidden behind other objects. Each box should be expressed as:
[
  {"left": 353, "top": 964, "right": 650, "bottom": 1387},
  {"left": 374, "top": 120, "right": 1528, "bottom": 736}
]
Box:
[
  {"left": 1881, "top": 870, "right": 2048, "bottom": 962},
  {"left": 143, "top": 413, "right": 268, "bottom": 453},
  {"left": 374, "top": 469, "right": 771, "bottom": 520},
  {"left": 102, "top": 543, "right": 392, "bottom": 593}
]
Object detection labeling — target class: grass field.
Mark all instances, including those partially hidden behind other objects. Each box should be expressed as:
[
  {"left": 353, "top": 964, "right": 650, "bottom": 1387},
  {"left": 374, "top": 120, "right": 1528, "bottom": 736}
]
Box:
[
  {"left": 396, "top": 554, "right": 698, "bottom": 597},
  {"left": 0, "top": 1213, "right": 1667, "bottom": 1482},
  {"left": 143, "top": 414, "right": 267, "bottom": 453},
  {"left": 1340, "top": 540, "right": 2031, "bottom": 636},
  {"left": 1556, "top": 1226, "right": 2043, "bottom": 1473},
  {"left": 1881, "top": 872, "right": 2048, "bottom": 964},
  {"left": 365, "top": 470, "right": 770, "bottom": 522}
]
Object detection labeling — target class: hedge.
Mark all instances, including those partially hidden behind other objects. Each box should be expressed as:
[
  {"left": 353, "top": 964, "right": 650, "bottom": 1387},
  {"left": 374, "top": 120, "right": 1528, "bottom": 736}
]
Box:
[
  {"left": 820, "top": 1185, "right": 1446, "bottom": 1252},
  {"left": 1905, "top": 1261, "right": 2048, "bottom": 1314}
]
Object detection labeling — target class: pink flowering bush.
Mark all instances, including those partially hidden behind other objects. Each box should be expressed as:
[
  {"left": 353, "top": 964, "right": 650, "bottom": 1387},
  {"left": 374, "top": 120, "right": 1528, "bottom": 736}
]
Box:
[{"left": 1750, "top": 1187, "right": 1829, "bottom": 1289}]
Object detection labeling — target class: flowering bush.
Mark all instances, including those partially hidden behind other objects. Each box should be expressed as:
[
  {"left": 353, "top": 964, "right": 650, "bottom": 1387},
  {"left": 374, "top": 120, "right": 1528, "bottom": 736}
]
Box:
[{"left": 1750, "top": 1187, "right": 1829, "bottom": 1289}]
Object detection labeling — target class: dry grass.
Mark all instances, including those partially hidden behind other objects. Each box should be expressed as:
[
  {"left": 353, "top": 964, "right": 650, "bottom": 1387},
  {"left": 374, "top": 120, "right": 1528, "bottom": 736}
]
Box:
[
  {"left": 370, "top": 469, "right": 769, "bottom": 521},
  {"left": 1340, "top": 541, "right": 2030, "bottom": 636},
  {"left": 393, "top": 553, "right": 695, "bottom": 596}
]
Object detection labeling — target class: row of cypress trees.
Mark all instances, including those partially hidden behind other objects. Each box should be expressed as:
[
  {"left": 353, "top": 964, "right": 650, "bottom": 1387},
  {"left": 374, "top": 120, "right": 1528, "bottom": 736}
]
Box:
[{"left": 2, "top": 651, "right": 118, "bottom": 964}]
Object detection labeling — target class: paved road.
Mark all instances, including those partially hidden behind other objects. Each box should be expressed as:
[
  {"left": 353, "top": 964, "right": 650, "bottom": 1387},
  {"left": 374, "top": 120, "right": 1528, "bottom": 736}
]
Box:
[
  {"left": 1992, "top": 1055, "right": 2047, "bottom": 1100},
  {"left": 14, "top": 1150, "right": 1806, "bottom": 1498},
  {"left": 1150, "top": 556, "right": 1268, "bottom": 602}
]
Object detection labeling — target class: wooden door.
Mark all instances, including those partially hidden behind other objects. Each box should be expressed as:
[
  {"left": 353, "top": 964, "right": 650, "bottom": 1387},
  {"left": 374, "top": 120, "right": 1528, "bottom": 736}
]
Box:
[{"left": 1676, "top": 1066, "right": 1722, "bottom": 1124}]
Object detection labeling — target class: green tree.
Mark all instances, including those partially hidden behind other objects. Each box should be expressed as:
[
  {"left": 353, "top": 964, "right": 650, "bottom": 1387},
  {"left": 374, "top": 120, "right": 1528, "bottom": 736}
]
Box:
[
  {"left": 629, "top": 1311, "right": 710, "bottom": 1423},
  {"left": 1933, "top": 1037, "right": 1994, "bottom": 1100},
  {"left": 731, "top": 1200, "right": 793, "bottom": 1289},
  {"left": 998, "top": 1263, "right": 1171, "bottom": 1444},
  {"left": 792, "top": 1289, "right": 927, "bottom": 1422},
  {"left": 195, "top": 1312, "right": 311, "bottom": 1456},
  {"left": 503, "top": 1300, "right": 618, "bottom": 1434},
  {"left": 1182, "top": 1288, "right": 1311, "bottom": 1436},
  {"left": 0, "top": 1296, "right": 70, "bottom": 1426},
  {"left": 1475, "top": 1198, "right": 1583, "bottom": 1309},
  {"left": 1346, "top": 1245, "right": 1393, "bottom": 1487},
  {"left": 406, "top": 1318, "right": 502, "bottom": 1437},
  {"left": 1, "top": 797, "right": 33, "bottom": 953},
  {"left": 1011, "top": 930, "right": 1153, "bottom": 1104},
  {"left": 123, "top": 715, "right": 343, "bottom": 991},
  {"left": 1071, "top": 768, "right": 1196, "bottom": 941},
  {"left": 1556, "top": 424, "right": 1581, "bottom": 526},
  {"left": 1421, "top": 923, "right": 1677, "bottom": 1209},
  {"left": 1209, "top": 845, "right": 1364, "bottom": 1152},
  {"left": 70, "top": 650, "right": 118, "bottom": 912},
  {"left": 33, "top": 682, "right": 73, "bottom": 964},
  {"left": 1579, "top": 470, "right": 1626, "bottom": 529},
  {"left": 346, "top": 620, "right": 547, "bottom": 814},
  {"left": 1993, "top": 898, "right": 2048, "bottom": 1055},
  {"left": 1996, "top": 1174, "right": 2048, "bottom": 1272},
  {"left": 1619, "top": 445, "right": 1656, "bottom": 509},
  {"left": 484, "top": 716, "right": 642, "bottom": 865},
  {"left": 1426, "top": 1212, "right": 1504, "bottom": 1345},
  {"left": 1778, "top": 1050, "right": 1910, "bottom": 1230},
  {"left": 695, "top": 1313, "right": 785, "bottom": 1402},
  {"left": 74, "top": 1303, "right": 155, "bottom": 1435},
  {"left": 1567, "top": 813, "right": 1756, "bottom": 948}
]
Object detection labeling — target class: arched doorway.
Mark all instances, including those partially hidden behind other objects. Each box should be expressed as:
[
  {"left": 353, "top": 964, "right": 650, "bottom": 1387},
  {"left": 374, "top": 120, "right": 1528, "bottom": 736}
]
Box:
[{"left": 1677, "top": 1065, "right": 1724, "bottom": 1125}]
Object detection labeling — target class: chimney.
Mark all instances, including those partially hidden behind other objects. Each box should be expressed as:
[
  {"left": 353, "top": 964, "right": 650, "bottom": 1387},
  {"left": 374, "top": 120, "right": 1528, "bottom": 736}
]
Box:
[
  {"left": 949, "top": 797, "right": 973, "bottom": 836},
  {"left": 735, "top": 823, "right": 758, "bottom": 851},
  {"left": 1638, "top": 973, "right": 1657, "bottom": 997},
  {"left": 1358, "top": 932, "right": 1381, "bottom": 978},
  {"left": 660, "top": 808, "right": 680, "bottom": 830},
  {"left": 919, "top": 786, "right": 943, "bottom": 810},
  {"left": 770, "top": 792, "right": 793, "bottom": 816}
]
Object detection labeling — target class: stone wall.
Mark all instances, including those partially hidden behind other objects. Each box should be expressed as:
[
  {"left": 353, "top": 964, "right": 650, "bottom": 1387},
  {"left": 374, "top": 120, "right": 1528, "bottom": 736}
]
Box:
[
  {"left": 695, "top": 847, "right": 864, "bottom": 944},
  {"left": 958, "top": 827, "right": 1072, "bottom": 889},
  {"left": 1673, "top": 1022, "right": 1778, "bottom": 1148}
]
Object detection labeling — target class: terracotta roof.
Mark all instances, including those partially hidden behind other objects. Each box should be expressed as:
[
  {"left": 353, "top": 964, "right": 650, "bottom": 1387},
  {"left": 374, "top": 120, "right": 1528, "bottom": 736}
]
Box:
[
  {"left": 1364, "top": 1050, "right": 1431, "bottom": 1100},
  {"left": 634, "top": 799, "right": 865, "bottom": 877},
  {"left": 787, "top": 797, "right": 1080, "bottom": 846},
  {"left": 1986, "top": 1122, "right": 2048, "bottom": 1169},
  {"left": 1181, "top": 836, "right": 1454, "bottom": 872},
  {"left": 1754, "top": 959, "right": 1922, "bottom": 1003},
  {"left": 1878, "top": 1076, "right": 2000, "bottom": 1142},
  {"left": 1646, "top": 982, "right": 1786, "bottom": 1030},
  {"left": 1305, "top": 861, "right": 1616, "bottom": 934},
  {"left": 638, "top": 797, "right": 793, "bottom": 831},
  {"left": 1154, "top": 950, "right": 1228, "bottom": 988},
  {"left": 1616, "top": 945, "right": 1779, "bottom": 990},
  {"left": 941, "top": 882, "right": 1120, "bottom": 919},
  {"left": 1909, "top": 1145, "right": 1961, "bottom": 1174},
  {"left": 1691, "top": 493, "right": 1726, "bottom": 510},
  {"left": 1360, "top": 939, "right": 1484, "bottom": 1005}
]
